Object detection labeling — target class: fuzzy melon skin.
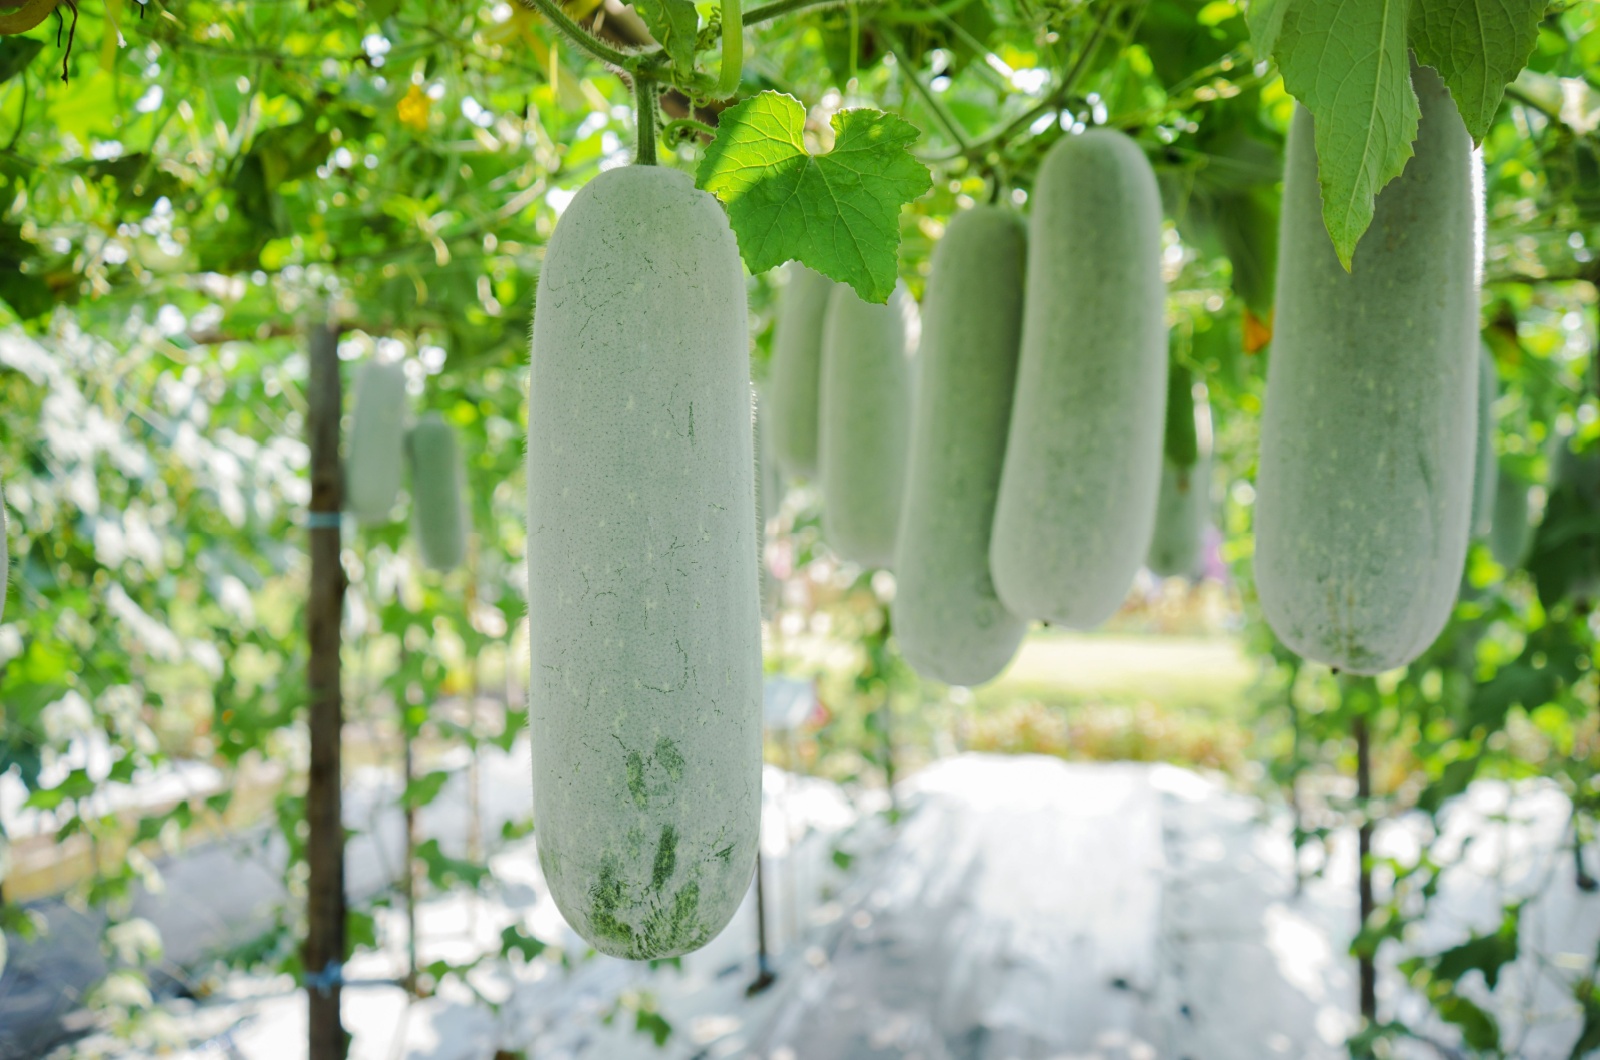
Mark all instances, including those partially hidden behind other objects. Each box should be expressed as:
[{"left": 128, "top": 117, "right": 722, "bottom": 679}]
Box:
[
  {"left": 819, "top": 283, "right": 917, "bottom": 568},
  {"left": 1253, "top": 67, "right": 1478, "bottom": 675},
  {"left": 892, "top": 206, "right": 1027, "bottom": 686},
  {"left": 989, "top": 128, "right": 1168, "bottom": 627},
  {"left": 408, "top": 413, "right": 468, "bottom": 572},
  {"left": 768, "top": 264, "right": 838, "bottom": 479},
  {"left": 527, "top": 166, "right": 761, "bottom": 961},
  {"left": 1470, "top": 343, "right": 1499, "bottom": 538},
  {"left": 347, "top": 359, "right": 409, "bottom": 525}
]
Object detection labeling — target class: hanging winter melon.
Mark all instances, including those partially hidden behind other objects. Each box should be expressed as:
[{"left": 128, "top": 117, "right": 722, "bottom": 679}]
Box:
[
  {"left": 346, "top": 359, "right": 409, "bottom": 525},
  {"left": 1147, "top": 362, "right": 1211, "bottom": 579},
  {"left": 1469, "top": 343, "right": 1499, "bottom": 539},
  {"left": 1254, "top": 65, "right": 1479, "bottom": 674},
  {"left": 527, "top": 165, "right": 761, "bottom": 960},
  {"left": 407, "top": 413, "right": 468, "bottom": 573},
  {"left": 818, "top": 283, "right": 917, "bottom": 569},
  {"left": 893, "top": 206, "right": 1028, "bottom": 686},
  {"left": 768, "top": 264, "right": 837, "bottom": 479},
  {"left": 1490, "top": 460, "right": 1532, "bottom": 569},
  {"left": 989, "top": 128, "right": 1168, "bottom": 627}
]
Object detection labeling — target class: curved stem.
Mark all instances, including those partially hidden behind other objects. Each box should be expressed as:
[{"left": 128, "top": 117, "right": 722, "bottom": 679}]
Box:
[
  {"left": 884, "top": 31, "right": 969, "bottom": 152},
  {"left": 634, "top": 76, "right": 658, "bottom": 165},
  {"left": 743, "top": 0, "right": 856, "bottom": 27},
  {"left": 714, "top": 0, "right": 743, "bottom": 99},
  {"left": 521, "top": 0, "right": 636, "bottom": 71}
]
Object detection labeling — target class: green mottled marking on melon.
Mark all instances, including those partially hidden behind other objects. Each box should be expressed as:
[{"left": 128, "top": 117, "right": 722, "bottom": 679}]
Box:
[
  {"left": 1470, "top": 343, "right": 1499, "bottom": 539},
  {"left": 893, "top": 206, "right": 1027, "bottom": 686},
  {"left": 407, "top": 413, "right": 468, "bottom": 572},
  {"left": 1490, "top": 459, "right": 1532, "bottom": 569},
  {"left": 1148, "top": 364, "right": 1211, "bottom": 579},
  {"left": 346, "top": 359, "right": 409, "bottom": 525},
  {"left": 769, "top": 264, "right": 838, "bottom": 479},
  {"left": 528, "top": 165, "right": 761, "bottom": 961},
  {"left": 990, "top": 128, "right": 1168, "bottom": 628},
  {"left": 1253, "top": 65, "right": 1478, "bottom": 675},
  {"left": 819, "top": 283, "right": 917, "bottom": 569}
]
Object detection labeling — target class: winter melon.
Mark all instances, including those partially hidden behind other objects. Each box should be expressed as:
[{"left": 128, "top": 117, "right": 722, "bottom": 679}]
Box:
[
  {"left": 1470, "top": 343, "right": 1499, "bottom": 538},
  {"left": 1147, "top": 362, "right": 1211, "bottom": 579},
  {"left": 768, "top": 264, "right": 837, "bottom": 479},
  {"left": 989, "top": 128, "right": 1168, "bottom": 627},
  {"left": 818, "top": 282, "right": 917, "bottom": 568},
  {"left": 1253, "top": 65, "right": 1478, "bottom": 675},
  {"left": 527, "top": 165, "right": 761, "bottom": 960},
  {"left": 1490, "top": 460, "right": 1532, "bottom": 569},
  {"left": 407, "top": 413, "right": 468, "bottom": 572},
  {"left": 346, "top": 359, "right": 409, "bottom": 525},
  {"left": 755, "top": 384, "right": 783, "bottom": 617},
  {"left": 893, "top": 206, "right": 1028, "bottom": 686}
]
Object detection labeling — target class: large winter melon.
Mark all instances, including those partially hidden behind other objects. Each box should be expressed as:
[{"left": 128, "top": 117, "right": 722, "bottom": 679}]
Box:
[
  {"left": 1470, "top": 343, "right": 1499, "bottom": 538},
  {"left": 989, "top": 128, "right": 1168, "bottom": 627},
  {"left": 818, "top": 282, "right": 917, "bottom": 568},
  {"left": 1253, "top": 65, "right": 1478, "bottom": 675},
  {"left": 527, "top": 165, "right": 761, "bottom": 960},
  {"left": 1147, "top": 362, "right": 1211, "bottom": 579},
  {"left": 346, "top": 359, "right": 409, "bottom": 525},
  {"left": 892, "top": 206, "right": 1028, "bottom": 687},
  {"left": 768, "top": 264, "right": 837, "bottom": 479},
  {"left": 407, "top": 413, "right": 468, "bottom": 572}
]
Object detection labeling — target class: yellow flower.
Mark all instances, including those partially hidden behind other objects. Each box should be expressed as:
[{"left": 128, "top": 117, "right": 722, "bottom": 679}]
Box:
[{"left": 398, "top": 83, "right": 430, "bottom": 133}]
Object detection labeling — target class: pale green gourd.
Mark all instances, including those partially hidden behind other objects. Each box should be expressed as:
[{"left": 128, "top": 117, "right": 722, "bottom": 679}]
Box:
[
  {"left": 819, "top": 282, "right": 917, "bottom": 569},
  {"left": 527, "top": 165, "right": 761, "bottom": 960},
  {"left": 892, "top": 206, "right": 1028, "bottom": 686},
  {"left": 346, "top": 359, "right": 409, "bottom": 525},
  {"left": 755, "top": 384, "right": 783, "bottom": 618},
  {"left": 1254, "top": 65, "right": 1478, "bottom": 674},
  {"left": 1148, "top": 364, "right": 1211, "bottom": 579},
  {"left": 407, "top": 413, "right": 468, "bottom": 573},
  {"left": 769, "top": 264, "right": 837, "bottom": 479},
  {"left": 1470, "top": 343, "right": 1499, "bottom": 538},
  {"left": 1490, "top": 460, "right": 1532, "bottom": 569},
  {"left": 990, "top": 128, "right": 1168, "bottom": 627}
]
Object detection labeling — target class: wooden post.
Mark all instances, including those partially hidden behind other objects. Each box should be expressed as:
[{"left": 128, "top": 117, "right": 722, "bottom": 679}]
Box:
[
  {"left": 305, "top": 321, "right": 348, "bottom": 1060},
  {"left": 1354, "top": 711, "right": 1376, "bottom": 1026}
]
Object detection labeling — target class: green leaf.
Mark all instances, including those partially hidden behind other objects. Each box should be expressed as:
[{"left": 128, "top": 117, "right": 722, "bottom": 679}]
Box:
[
  {"left": 400, "top": 768, "right": 450, "bottom": 809},
  {"left": 1246, "top": 0, "right": 1288, "bottom": 58},
  {"left": 1275, "top": 0, "right": 1419, "bottom": 268},
  {"left": 1408, "top": 0, "right": 1545, "bottom": 142},
  {"left": 697, "top": 91, "right": 932, "bottom": 302},
  {"left": 0, "top": 36, "right": 42, "bottom": 84},
  {"left": 633, "top": 0, "right": 699, "bottom": 73}
]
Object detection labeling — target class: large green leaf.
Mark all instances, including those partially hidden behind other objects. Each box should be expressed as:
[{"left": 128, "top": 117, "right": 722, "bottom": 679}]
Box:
[
  {"left": 696, "top": 91, "right": 932, "bottom": 302},
  {"left": 1274, "top": 0, "right": 1419, "bottom": 268},
  {"left": 0, "top": 35, "right": 42, "bottom": 83},
  {"left": 1409, "top": 0, "right": 1546, "bottom": 142}
]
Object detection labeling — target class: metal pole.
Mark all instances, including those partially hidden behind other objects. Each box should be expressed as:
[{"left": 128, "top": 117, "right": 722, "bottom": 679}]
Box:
[{"left": 305, "top": 321, "right": 348, "bottom": 1060}]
